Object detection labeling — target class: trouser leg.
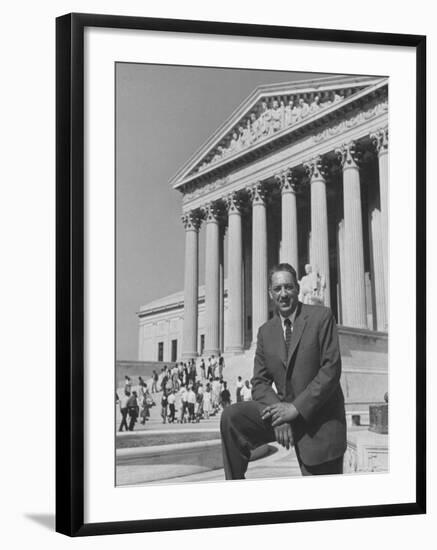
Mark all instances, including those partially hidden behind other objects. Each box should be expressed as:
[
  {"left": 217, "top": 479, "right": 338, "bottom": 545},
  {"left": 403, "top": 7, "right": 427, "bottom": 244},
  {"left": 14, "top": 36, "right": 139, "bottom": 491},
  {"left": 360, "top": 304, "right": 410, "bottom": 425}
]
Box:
[
  {"left": 119, "top": 408, "right": 128, "bottom": 431},
  {"left": 220, "top": 401, "right": 276, "bottom": 480},
  {"left": 128, "top": 413, "right": 136, "bottom": 431}
]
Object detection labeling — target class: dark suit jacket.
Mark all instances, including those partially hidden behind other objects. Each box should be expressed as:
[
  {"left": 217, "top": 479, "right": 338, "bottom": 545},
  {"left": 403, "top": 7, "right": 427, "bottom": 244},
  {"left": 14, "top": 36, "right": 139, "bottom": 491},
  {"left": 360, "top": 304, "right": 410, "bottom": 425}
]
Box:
[{"left": 251, "top": 302, "right": 346, "bottom": 466}]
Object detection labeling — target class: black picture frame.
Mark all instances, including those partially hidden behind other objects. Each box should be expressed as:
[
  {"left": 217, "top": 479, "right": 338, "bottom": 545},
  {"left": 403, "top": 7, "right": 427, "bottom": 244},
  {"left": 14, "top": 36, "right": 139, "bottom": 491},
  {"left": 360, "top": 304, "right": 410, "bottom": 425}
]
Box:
[{"left": 56, "top": 12, "right": 426, "bottom": 537}]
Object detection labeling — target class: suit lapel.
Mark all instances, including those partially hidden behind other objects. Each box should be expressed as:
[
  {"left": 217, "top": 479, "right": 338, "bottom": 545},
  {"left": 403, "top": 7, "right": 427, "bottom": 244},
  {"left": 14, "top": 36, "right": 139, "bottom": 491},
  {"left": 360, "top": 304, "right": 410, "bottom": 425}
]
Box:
[
  {"left": 271, "top": 315, "right": 287, "bottom": 368},
  {"left": 286, "top": 303, "right": 307, "bottom": 367}
]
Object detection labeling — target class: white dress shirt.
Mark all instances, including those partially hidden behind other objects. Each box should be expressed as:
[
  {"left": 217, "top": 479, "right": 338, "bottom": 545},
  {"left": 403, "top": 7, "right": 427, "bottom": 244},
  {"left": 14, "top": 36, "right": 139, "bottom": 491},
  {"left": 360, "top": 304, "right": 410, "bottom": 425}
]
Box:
[{"left": 279, "top": 306, "right": 297, "bottom": 340}]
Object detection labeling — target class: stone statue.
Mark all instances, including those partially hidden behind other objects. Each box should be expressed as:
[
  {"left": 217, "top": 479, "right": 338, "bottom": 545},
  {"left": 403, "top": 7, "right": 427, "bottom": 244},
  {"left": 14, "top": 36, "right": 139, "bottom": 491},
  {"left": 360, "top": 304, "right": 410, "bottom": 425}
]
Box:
[
  {"left": 238, "top": 125, "right": 248, "bottom": 148},
  {"left": 298, "top": 97, "right": 310, "bottom": 119},
  {"left": 299, "top": 264, "right": 326, "bottom": 305},
  {"left": 279, "top": 100, "right": 286, "bottom": 128},
  {"left": 211, "top": 145, "right": 224, "bottom": 164},
  {"left": 260, "top": 100, "right": 272, "bottom": 137},
  {"left": 284, "top": 99, "right": 293, "bottom": 126},
  {"left": 271, "top": 99, "right": 282, "bottom": 133},
  {"left": 229, "top": 131, "right": 240, "bottom": 154},
  {"left": 299, "top": 264, "right": 318, "bottom": 304},
  {"left": 309, "top": 95, "right": 321, "bottom": 113},
  {"left": 290, "top": 100, "right": 300, "bottom": 124},
  {"left": 249, "top": 112, "right": 260, "bottom": 142},
  {"left": 243, "top": 119, "right": 253, "bottom": 146}
]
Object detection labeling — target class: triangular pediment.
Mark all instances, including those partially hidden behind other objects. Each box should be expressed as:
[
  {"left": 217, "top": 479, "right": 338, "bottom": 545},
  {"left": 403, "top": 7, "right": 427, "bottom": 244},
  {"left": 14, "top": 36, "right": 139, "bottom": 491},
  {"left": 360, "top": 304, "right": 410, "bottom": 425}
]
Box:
[{"left": 170, "top": 75, "right": 387, "bottom": 190}]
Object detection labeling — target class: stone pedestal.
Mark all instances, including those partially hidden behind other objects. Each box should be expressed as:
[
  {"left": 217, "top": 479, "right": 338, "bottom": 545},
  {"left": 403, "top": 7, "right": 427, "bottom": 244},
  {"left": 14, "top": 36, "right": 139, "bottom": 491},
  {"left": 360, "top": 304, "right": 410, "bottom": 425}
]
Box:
[{"left": 344, "top": 429, "right": 388, "bottom": 473}]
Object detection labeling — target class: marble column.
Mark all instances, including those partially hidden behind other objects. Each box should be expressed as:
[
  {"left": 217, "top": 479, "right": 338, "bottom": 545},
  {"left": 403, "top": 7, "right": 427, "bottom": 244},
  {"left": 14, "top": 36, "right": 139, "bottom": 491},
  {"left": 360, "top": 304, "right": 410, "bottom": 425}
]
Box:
[
  {"left": 204, "top": 202, "right": 221, "bottom": 356},
  {"left": 337, "top": 219, "right": 346, "bottom": 324},
  {"left": 277, "top": 169, "right": 299, "bottom": 270},
  {"left": 371, "top": 127, "right": 389, "bottom": 329},
  {"left": 250, "top": 183, "right": 268, "bottom": 345},
  {"left": 305, "top": 157, "right": 330, "bottom": 306},
  {"left": 219, "top": 225, "right": 225, "bottom": 352},
  {"left": 225, "top": 192, "right": 244, "bottom": 352},
  {"left": 370, "top": 207, "right": 387, "bottom": 331},
  {"left": 243, "top": 218, "right": 252, "bottom": 349},
  {"left": 181, "top": 211, "right": 201, "bottom": 360},
  {"left": 337, "top": 142, "right": 367, "bottom": 328}
]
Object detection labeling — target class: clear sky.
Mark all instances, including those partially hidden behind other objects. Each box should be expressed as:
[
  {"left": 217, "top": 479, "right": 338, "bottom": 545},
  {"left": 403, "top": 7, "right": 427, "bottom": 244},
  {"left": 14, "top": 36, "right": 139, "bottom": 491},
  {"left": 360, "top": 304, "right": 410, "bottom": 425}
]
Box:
[{"left": 116, "top": 63, "right": 330, "bottom": 360}]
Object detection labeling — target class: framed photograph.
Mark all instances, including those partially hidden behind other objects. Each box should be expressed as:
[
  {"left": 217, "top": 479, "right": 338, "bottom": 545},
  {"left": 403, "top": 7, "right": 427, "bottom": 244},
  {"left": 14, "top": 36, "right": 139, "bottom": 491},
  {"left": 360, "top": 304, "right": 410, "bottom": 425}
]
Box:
[{"left": 56, "top": 13, "right": 426, "bottom": 536}]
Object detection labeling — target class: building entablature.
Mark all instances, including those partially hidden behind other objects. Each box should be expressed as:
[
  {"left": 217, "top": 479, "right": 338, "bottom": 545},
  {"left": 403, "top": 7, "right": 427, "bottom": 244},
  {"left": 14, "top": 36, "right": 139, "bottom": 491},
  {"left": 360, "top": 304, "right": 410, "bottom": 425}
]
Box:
[
  {"left": 139, "top": 287, "right": 228, "bottom": 321},
  {"left": 171, "top": 76, "right": 387, "bottom": 197},
  {"left": 181, "top": 100, "right": 388, "bottom": 214}
]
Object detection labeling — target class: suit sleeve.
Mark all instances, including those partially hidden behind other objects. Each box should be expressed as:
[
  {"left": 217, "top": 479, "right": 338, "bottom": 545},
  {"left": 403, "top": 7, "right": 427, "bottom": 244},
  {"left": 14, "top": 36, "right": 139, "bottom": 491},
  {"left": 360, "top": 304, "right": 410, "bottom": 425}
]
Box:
[
  {"left": 292, "top": 310, "right": 342, "bottom": 421},
  {"left": 251, "top": 327, "right": 281, "bottom": 408}
]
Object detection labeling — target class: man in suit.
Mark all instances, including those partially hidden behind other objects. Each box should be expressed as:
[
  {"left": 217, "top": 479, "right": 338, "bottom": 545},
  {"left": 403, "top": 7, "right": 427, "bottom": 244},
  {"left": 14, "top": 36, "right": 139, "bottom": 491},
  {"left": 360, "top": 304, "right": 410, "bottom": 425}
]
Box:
[{"left": 220, "top": 263, "right": 346, "bottom": 479}]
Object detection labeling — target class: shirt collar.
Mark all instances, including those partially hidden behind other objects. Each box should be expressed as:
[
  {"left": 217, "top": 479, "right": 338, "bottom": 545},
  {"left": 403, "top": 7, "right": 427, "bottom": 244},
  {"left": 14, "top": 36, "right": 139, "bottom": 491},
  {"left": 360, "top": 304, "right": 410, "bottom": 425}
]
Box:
[{"left": 279, "top": 306, "right": 297, "bottom": 327}]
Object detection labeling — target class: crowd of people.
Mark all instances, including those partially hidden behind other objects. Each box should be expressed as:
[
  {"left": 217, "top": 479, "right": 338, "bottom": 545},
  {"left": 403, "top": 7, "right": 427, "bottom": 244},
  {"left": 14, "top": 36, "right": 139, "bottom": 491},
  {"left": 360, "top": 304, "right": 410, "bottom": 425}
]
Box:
[
  {"left": 116, "top": 355, "right": 252, "bottom": 432},
  {"left": 151, "top": 354, "right": 226, "bottom": 394}
]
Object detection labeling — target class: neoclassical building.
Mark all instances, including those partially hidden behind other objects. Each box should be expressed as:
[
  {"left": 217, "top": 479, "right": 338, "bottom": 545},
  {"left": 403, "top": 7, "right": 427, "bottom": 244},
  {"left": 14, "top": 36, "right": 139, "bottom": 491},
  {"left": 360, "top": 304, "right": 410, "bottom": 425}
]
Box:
[{"left": 138, "top": 74, "right": 388, "bottom": 363}]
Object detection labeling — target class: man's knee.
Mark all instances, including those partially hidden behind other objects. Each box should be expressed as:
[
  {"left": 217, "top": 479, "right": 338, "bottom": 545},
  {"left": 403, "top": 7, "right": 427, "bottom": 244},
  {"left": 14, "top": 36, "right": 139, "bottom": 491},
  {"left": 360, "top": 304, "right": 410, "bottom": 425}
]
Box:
[
  {"left": 220, "top": 402, "right": 240, "bottom": 433},
  {"left": 220, "top": 401, "right": 259, "bottom": 434}
]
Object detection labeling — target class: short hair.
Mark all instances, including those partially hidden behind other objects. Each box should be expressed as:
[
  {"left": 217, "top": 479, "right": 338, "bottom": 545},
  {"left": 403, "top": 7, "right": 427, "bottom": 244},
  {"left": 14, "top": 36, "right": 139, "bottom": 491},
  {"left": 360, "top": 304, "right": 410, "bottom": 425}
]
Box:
[{"left": 268, "top": 263, "right": 299, "bottom": 287}]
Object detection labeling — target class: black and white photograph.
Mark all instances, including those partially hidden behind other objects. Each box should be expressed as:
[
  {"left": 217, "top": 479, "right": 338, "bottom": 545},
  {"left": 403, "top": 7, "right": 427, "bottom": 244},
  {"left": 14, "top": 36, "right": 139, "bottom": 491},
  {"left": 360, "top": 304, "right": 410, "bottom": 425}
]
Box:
[
  {"left": 115, "top": 63, "right": 390, "bottom": 487},
  {"left": 52, "top": 10, "right": 425, "bottom": 536},
  {"left": 1, "top": 0, "right": 432, "bottom": 545}
]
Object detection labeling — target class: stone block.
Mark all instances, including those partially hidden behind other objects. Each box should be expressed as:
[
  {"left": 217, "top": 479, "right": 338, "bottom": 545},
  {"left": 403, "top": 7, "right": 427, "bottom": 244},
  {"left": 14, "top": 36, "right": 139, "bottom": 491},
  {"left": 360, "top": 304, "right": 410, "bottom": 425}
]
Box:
[{"left": 344, "top": 429, "right": 388, "bottom": 473}]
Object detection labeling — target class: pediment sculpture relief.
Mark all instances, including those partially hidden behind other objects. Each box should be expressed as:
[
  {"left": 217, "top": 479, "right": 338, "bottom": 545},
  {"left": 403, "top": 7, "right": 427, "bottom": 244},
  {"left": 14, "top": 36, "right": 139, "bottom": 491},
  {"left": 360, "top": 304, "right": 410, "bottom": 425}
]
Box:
[{"left": 193, "top": 90, "right": 346, "bottom": 175}]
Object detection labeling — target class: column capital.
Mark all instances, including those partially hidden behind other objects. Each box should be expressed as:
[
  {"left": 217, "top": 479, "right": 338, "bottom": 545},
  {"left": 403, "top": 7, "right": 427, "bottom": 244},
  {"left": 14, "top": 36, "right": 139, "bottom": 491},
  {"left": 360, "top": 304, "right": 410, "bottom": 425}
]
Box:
[
  {"left": 336, "top": 141, "right": 360, "bottom": 170},
  {"left": 275, "top": 168, "right": 299, "bottom": 194},
  {"left": 304, "top": 156, "right": 327, "bottom": 181},
  {"left": 181, "top": 210, "right": 202, "bottom": 231},
  {"left": 248, "top": 182, "right": 267, "bottom": 205},
  {"left": 202, "top": 201, "right": 223, "bottom": 223},
  {"left": 370, "top": 127, "right": 389, "bottom": 157},
  {"left": 225, "top": 191, "right": 244, "bottom": 215}
]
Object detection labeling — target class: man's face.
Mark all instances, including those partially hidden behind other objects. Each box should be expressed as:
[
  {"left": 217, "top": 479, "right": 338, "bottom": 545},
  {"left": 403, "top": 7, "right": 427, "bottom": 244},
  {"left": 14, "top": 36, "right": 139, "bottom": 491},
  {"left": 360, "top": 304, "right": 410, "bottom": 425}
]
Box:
[{"left": 269, "top": 270, "right": 299, "bottom": 317}]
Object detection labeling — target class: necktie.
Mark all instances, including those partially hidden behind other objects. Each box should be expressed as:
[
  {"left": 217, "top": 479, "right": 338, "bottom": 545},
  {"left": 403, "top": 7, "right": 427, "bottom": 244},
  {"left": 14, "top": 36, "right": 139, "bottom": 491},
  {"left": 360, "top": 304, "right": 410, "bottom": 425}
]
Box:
[{"left": 284, "top": 318, "right": 292, "bottom": 356}]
